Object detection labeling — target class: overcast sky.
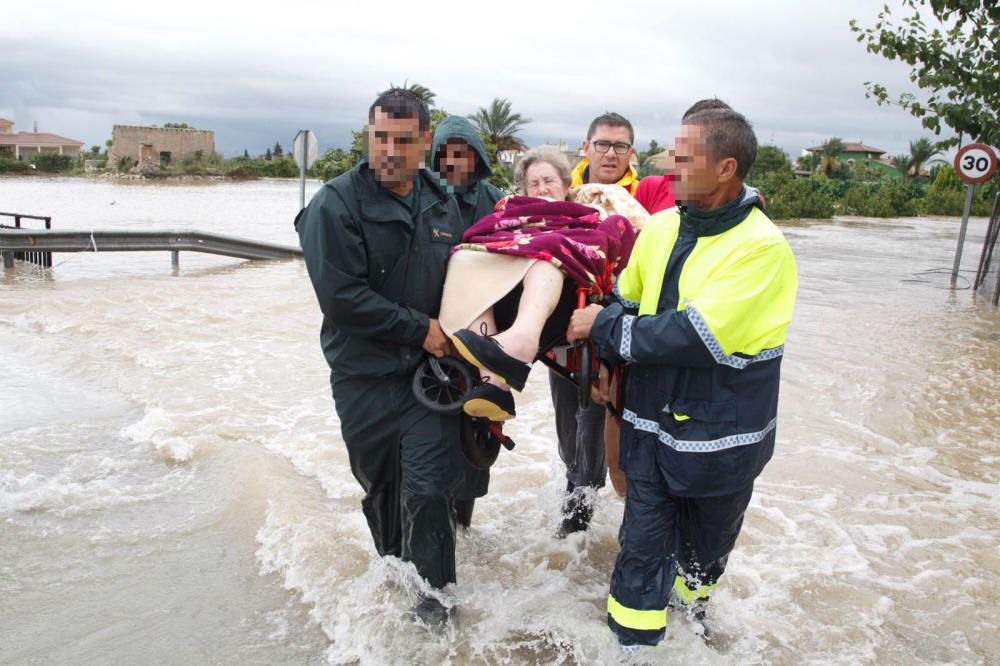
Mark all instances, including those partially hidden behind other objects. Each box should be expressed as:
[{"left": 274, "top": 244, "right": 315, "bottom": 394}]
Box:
[{"left": 3, "top": 0, "right": 954, "bottom": 160}]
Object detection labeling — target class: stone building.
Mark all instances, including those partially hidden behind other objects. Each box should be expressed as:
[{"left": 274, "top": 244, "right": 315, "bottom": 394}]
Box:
[{"left": 108, "top": 125, "right": 215, "bottom": 170}]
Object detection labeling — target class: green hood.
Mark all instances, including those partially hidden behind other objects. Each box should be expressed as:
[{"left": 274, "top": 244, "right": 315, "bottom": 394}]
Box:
[{"left": 431, "top": 115, "right": 493, "bottom": 185}]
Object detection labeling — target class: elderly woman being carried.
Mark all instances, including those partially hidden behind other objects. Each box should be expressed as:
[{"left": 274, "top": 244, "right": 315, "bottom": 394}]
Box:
[{"left": 439, "top": 147, "right": 648, "bottom": 421}]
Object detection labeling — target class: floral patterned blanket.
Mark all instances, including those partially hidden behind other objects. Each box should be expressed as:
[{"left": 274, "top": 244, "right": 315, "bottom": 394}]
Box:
[{"left": 452, "top": 194, "right": 639, "bottom": 295}]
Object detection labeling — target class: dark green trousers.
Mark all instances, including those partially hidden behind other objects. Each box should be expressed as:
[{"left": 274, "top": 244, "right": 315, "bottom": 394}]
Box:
[
  {"left": 331, "top": 375, "right": 464, "bottom": 589},
  {"left": 456, "top": 464, "right": 490, "bottom": 501}
]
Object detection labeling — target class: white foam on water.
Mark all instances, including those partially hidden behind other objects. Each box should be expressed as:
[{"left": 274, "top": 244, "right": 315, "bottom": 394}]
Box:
[{"left": 3, "top": 183, "right": 999, "bottom": 663}]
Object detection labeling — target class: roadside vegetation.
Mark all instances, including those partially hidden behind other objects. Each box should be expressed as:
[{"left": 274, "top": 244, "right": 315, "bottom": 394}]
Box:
[{"left": 633, "top": 137, "right": 997, "bottom": 221}]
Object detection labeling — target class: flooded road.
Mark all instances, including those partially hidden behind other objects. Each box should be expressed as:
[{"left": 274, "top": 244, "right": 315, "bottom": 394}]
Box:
[{"left": 1, "top": 177, "right": 997, "bottom": 664}]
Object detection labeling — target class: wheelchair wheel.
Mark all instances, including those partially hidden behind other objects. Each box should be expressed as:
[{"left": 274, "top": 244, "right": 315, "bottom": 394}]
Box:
[
  {"left": 576, "top": 344, "right": 592, "bottom": 409},
  {"left": 460, "top": 415, "right": 501, "bottom": 470},
  {"left": 412, "top": 357, "right": 475, "bottom": 415}
]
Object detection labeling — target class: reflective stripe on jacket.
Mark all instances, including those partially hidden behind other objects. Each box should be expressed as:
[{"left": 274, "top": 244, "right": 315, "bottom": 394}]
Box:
[{"left": 591, "top": 189, "right": 797, "bottom": 496}]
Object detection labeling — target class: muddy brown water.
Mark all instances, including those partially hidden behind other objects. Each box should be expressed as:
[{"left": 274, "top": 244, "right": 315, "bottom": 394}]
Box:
[{"left": 1, "top": 178, "right": 997, "bottom": 664}]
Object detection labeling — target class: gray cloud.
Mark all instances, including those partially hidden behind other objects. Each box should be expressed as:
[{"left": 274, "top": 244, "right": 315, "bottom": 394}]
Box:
[{"left": 2, "top": 0, "right": 948, "bottom": 160}]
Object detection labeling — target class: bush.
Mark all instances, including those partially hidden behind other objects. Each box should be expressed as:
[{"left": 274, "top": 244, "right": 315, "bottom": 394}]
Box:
[
  {"left": 28, "top": 152, "right": 74, "bottom": 172},
  {"left": 251, "top": 156, "right": 299, "bottom": 178},
  {"left": 753, "top": 170, "right": 835, "bottom": 219},
  {"left": 310, "top": 148, "right": 354, "bottom": 182},
  {"left": 922, "top": 186, "right": 968, "bottom": 216},
  {"left": 487, "top": 164, "right": 514, "bottom": 193},
  {"left": 919, "top": 165, "right": 997, "bottom": 216},
  {"left": 177, "top": 150, "right": 225, "bottom": 175},
  {"left": 0, "top": 157, "right": 30, "bottom": 173},
  {"left": 810, "top": 173, "right": 854, "bottom": 199},
  {"left": 746, "top": 145, "right": 792, "bottom": 184},
  {"left": 840, "top": 179, "right": 922, "bottom": 217}
]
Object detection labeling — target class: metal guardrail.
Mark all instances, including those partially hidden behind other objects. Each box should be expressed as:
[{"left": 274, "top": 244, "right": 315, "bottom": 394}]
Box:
[
  {"left": 0, "top": 211, "right": 52, "bottom": 228},
  {"left": 0, "top": 229, "right": 303, "bottom": 269},
  {"left": 0, "top": 211, "right": 53, "bottom": 268}
]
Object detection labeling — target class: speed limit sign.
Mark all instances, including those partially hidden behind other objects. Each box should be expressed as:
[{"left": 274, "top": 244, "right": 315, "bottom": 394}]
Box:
[
  {"left": 954, "top": 143, "right": 997, "bottom": 185},
  {"left": 949, "top": 142, "right": 997, "bottom": 283}
]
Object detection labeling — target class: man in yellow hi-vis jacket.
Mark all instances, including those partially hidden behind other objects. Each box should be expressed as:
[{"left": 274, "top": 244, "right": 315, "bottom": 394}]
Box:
[{"left": 568, "top": 108, "right": 797, "bottom": 649}]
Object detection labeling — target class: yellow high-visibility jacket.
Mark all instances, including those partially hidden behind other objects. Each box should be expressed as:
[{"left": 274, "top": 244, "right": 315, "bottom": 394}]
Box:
[
  {"left": 591, "top": 187, "right": 797, "bottom": 496},
  {"left": 571, "top": 158, "right": 639, "bottom": 195}
]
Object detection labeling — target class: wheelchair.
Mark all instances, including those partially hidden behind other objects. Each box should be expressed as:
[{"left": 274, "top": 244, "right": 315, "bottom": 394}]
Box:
[{"left": 412, "top": 284, "right": 603, "bottom": 470}]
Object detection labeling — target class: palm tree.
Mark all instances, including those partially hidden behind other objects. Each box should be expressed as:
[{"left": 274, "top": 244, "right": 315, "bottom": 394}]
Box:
[
  {"left": 820, "top": 137, "right": 845, "bottom": 176},
  {"left": 468, "top": 98, "right": 531, "bottom": 152},
  {"left": 892, "top": 153, "right": 914, "bottom": 179},
  {"left": 908, "top": 138, "right": 941, "bottom": 179},
  {"left": 381, "top": 81, "right": 436, "bottom": 107}
]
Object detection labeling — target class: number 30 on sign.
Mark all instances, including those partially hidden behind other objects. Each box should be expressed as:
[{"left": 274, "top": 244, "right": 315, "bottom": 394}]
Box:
[{"left": 953, "top": 143, "right": 998, "bottom": 185}]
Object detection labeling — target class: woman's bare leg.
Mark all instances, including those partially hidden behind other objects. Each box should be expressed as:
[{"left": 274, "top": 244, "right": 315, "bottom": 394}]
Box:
[
  {"left": 464, "top": 307, "right": 507, "bottom": 388},
  {"left": 492, "top": 261, "right": 563, "bottom": 363}
]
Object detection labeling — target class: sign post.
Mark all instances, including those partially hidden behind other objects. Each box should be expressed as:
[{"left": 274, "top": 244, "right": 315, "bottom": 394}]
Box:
[
  {"left": 293, "top": 130, "right": 319, "bottom": 211},
  {"left": 951, "top": 143, "right": 998, "bottom": 284}
]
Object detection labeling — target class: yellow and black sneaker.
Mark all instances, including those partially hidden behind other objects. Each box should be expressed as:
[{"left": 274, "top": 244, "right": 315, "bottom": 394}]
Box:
[
  {"left": 451, "top": 328, "right": 531, "bottom": 392},
  {"left": 462, "top": 382, "right": 517, "bottom": 421}
]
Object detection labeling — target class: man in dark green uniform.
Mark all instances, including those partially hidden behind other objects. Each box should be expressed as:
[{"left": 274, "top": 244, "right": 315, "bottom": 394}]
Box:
[
  {"left": 295, "top": 88, "right": 466, "bottom": 622},
  {"left": 431, "top": 115, "right": 505, "bottom": 227},
  {"left": 430, "top": 115, "right": 505, "bottom": 528}
]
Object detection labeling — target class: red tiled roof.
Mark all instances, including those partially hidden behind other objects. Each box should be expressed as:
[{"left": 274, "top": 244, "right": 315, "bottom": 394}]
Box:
[
  {"left": 0, "top": 118, "right": 14, "bottom": 125},
  {"left": 805, "top": 142, "right": 886, "bottom": 155},
  {"left": 0, "top": 132, "right": 85, "bottom": 146}
]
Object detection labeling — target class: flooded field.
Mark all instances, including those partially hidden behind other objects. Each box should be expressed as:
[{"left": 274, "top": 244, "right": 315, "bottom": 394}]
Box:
[{"left": 1, "top": 177, "right": 998, "bottom": 664}]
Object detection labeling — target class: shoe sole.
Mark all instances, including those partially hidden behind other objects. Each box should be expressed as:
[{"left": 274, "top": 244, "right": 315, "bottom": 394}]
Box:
[
  {"left": 463, "top": 397, "right": 515, "bottom": 421},
  {"left": 451, "top": 335, "right": 519, "bottom": 389}
]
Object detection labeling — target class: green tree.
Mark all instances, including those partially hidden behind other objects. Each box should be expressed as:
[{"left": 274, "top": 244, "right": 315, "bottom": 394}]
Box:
[
  {"left": 638, "top": 139, "right": 667, "bottom": 177},
  {"left": 273, "top": 142, "right": 284, "bottom": 157},
  {"left": 90, "top": 145, "right": 101, "bottom": 157},
  {"left": 892, "top": 153, "right": 914, "bottom": 178},
  {"left": 795, "top": 152, "right": 821, "bottom": 173},
  {"left": 753, "top": 169, "right": 835, "bottom": 220},
  {"left": 310, "top": 147, "right": 354, "bottom": 182},
  {"left": 429, "top": 108, "right": 448, "bottom": 135},
  {"left": 469, "top": 98, "right": 530, "bottom": 153},
  {"left": 487, "top": 164, "right": 515, "bottom": 193},
  {"left": 747, "top": 144, "right": 792, "bottom": 182},
  {"left": 849, "top": 1, "right": 1000, "bottom": 148},
  {"left": 265, "top": 147, "right": 272, "bottom": 161},
  {"left": 820, "top": 137, "right": 846, "bottom": 177},
  {"left": 349, "top": 128, "right": 368, "bottom": 165},
  {"left": 907, "top": 137, "right": 942, "bottom": 178},
  {"left": 163, "top": 122, "right": 191, "bottom": 129}
]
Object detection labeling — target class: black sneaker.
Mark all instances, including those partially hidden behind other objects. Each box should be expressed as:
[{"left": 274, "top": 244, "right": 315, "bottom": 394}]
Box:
[
  {"left": 462, "top": 382, "right": 516, "bottom": 421},
  {"left": 451, "top": 328, "right": 531, "bottom": 392}
]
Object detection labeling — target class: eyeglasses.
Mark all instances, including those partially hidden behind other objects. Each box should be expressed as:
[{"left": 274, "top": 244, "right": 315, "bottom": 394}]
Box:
[{"left": 591, "top": 140, "right": 632, "bottom": 155}]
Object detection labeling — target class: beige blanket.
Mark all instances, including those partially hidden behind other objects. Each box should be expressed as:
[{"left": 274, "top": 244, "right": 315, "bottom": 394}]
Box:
[{"left": 439, "top": 185, "right": 648, "bottom": 335}]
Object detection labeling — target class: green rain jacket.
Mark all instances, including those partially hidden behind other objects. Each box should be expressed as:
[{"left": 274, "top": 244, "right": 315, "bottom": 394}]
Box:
[
  {"left": 296, "top": 160, "right": 465, "bottom": 380},
  {"left": 431, "top": 116, "right": 505, "bottom": 227}
]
